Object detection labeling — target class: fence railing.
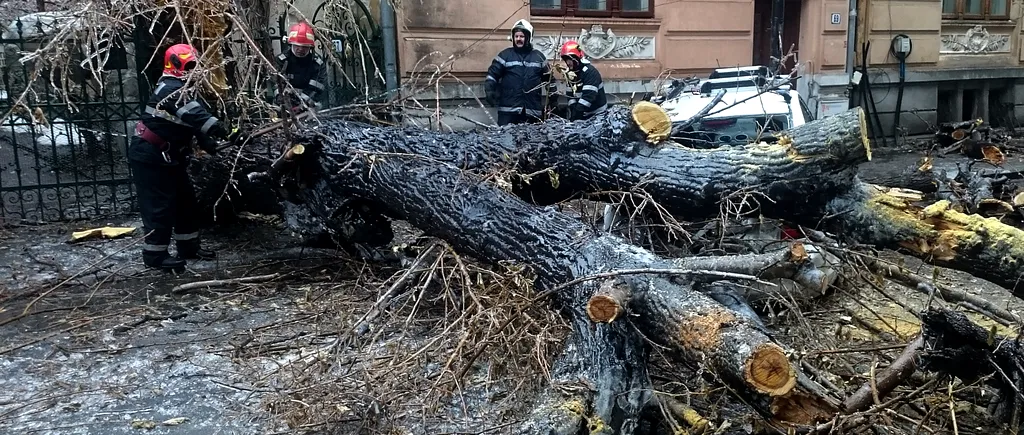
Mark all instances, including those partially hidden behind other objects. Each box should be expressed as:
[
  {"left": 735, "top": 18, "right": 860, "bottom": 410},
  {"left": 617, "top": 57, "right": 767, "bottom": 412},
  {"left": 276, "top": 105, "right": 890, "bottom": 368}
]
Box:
[
  {"left": 1, "top": 4, "right": 386, "bottom": 224},
  {"left": 1, "top": 15, "right": 146, "bottom": 223}
]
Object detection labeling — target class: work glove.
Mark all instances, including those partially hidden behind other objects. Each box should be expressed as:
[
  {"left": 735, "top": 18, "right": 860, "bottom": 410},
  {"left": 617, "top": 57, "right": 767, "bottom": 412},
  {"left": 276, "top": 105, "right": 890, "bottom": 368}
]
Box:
[
  {"left": 484, "top": 81, "right": 498, "bottom": 107},
  {"left": 197, "top": 135, "right": 220, "bottom": 156}
]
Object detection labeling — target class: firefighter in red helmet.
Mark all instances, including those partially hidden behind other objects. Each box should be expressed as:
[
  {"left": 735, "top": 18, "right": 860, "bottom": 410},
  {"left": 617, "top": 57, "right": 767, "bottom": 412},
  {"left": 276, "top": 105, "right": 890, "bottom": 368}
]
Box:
[
  {"left": 276, "top": 21, "right": 326, "bottom": 113},
  {"left": 127, "top": 43, "right": 246, "bottom": 272},
  {"left": 559, "top": 40, "right": 607, "bottom": 121}
]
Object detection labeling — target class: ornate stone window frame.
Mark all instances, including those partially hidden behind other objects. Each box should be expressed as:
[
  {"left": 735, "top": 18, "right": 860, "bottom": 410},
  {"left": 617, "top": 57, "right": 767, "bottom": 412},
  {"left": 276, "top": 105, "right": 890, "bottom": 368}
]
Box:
[
  {"left": 940, "top": 24, "right": 1012, "bottom": 55},
  {"left": 531, "top": 23, "right": 657, "bottom": 60}
]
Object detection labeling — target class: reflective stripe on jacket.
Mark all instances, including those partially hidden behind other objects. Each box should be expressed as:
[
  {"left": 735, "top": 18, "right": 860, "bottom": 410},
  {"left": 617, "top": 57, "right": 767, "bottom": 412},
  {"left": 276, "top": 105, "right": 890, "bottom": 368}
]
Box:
[{"left": 485, "top": 45, "right": 554, "bottom": 115}]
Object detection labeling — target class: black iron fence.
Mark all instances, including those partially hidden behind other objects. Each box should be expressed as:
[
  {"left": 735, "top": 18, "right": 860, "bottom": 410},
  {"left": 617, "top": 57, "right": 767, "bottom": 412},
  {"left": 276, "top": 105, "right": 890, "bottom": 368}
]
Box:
[
  {"left": 0, "top": 4, "right": 385, "bottom": 224},
  {"left": 0, "top": 15, "right": 146, "bottom": 223}
]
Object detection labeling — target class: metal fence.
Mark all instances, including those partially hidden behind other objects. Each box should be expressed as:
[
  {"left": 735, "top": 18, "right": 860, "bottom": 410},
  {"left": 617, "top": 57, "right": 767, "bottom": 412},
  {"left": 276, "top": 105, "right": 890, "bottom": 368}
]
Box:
[
  {"left": 1, "top": 16, "right": 146, "bottom": 223},
  {"left": 0, "top": 3, "right": 385, "bottom": 224}
]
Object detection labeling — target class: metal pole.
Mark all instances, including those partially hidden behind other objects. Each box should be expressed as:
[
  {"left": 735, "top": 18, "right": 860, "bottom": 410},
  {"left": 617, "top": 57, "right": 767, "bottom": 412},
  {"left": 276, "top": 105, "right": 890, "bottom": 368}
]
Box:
[
  {"left": 770, "top": 0, "right": 784, "bottom": 73},
  {"left": 380, "top": 0, "right": 399, "bottom": 98},
  {"left": 845, "top": 0, "right": 858, "bottom": 80}
]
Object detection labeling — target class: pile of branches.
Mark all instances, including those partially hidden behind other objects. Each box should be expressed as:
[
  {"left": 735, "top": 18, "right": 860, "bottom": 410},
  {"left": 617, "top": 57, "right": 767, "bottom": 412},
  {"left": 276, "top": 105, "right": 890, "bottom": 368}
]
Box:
[
  {"left": 12, "top": 1, "right": 1024, "bottom": 433},
  {"left": 179, "top": 94, "right": 1024, "bottom": 435}
]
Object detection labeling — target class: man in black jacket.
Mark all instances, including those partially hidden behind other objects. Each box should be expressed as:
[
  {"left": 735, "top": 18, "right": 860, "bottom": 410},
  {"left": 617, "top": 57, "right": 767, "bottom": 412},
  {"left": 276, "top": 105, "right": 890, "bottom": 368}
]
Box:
[
  {"left": 559, "top": 40, "right": 608, "bottom": 121},
  {"left": 128, "top": 43, "right": 244, "bottom": 272},
  {"left": 484, "top": 19, "right": 557, "bottom": 126},
  {"left": 276, "top": 21, "right": 326, "bottom": 113}
]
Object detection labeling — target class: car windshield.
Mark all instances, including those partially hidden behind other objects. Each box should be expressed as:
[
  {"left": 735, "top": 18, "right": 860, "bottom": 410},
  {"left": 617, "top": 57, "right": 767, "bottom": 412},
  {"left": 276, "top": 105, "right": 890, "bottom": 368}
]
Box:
[{"left": 679, "top": 114, "right": 791, "bottom": 146}]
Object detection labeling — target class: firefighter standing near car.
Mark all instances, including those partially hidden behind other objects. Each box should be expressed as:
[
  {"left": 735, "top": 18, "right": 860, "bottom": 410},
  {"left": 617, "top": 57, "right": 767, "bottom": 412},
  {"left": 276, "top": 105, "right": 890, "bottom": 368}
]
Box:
[
  {"left": 128, "top": 43, "right": 246, "bottom": 272},
  {"left": 485, "top": 19, "right": 557, "bottom": 125},
  {"left": 276, "top": 21, "right": 326, "bottom": 114},
  {"left": 559, "top": 40, "right": 607, "bottom": 121}
]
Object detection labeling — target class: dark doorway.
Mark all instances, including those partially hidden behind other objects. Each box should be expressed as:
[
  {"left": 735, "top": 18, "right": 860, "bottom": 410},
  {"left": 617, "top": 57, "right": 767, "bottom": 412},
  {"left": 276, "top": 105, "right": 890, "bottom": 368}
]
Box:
[{"left": 753, "top": 0, "right": 801, "bottom": 73}]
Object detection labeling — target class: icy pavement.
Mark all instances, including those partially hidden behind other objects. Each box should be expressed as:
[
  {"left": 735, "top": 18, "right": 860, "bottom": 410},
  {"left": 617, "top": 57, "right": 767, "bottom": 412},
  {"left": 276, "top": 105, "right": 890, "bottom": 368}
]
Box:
[{"left": 0, "top": 219, "right": 337, "bottom": 434}]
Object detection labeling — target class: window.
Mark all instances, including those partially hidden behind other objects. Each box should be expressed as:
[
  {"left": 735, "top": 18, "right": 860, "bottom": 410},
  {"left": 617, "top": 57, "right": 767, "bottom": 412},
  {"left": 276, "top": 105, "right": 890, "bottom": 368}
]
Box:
[
  {"left": 943, "top": 0, "right": 1009, "bottom": 20},
  {"left": 531, "top": 0, "right": 654, "bottom": 18}
]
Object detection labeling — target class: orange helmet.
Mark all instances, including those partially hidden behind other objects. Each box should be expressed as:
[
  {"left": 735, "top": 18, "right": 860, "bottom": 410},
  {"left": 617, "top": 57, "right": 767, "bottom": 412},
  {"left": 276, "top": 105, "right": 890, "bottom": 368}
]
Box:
[
  {"left": 559, "top": 41, "right": 584, "bottom": 62},
  {"left": 163, "top": 44, "right": 198, "bottom": 77},
  {"left": 287, "top": 21, "right": 315, "bottom": 47}
]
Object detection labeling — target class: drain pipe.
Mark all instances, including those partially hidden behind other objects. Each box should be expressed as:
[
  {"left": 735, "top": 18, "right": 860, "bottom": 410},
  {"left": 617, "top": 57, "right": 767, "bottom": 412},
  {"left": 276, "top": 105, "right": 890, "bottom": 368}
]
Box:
[
  {"left": 845, "top": 0, "right": 857, "bottom": 80},
  {"left": 380, "top": 0, "right": 399, "bottom": 99}
]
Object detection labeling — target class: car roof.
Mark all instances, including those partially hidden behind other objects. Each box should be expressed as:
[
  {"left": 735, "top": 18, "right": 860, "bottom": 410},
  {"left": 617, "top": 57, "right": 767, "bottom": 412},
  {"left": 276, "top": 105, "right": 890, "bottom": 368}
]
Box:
[
  {"left": 663, "top": 89, "right": 794, "bottom": 122},
  {"left": 699, "top": 76, "right": 767, "bottom": 93},
  {"left": 709, "top": 66, "right": 770, "bottom": 79}
]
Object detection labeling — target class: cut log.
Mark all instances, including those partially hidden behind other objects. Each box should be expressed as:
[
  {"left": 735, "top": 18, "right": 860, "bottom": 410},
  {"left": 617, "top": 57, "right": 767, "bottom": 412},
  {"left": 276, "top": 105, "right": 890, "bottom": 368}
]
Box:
[
  {"left": 197, "top": 100, "right": 1024, "bottom": 301},
  {"left": 291, "top": 139, "right": 835, "bottom": 427},
  {"left": 855, "top": 151, "right": 938, "bottom": 193},
  {"left": 586, "top": 278, "right": 631, "bottom": 323},
  {"left": 676, "top": 242, "right": 839, "bottom": 308},
  {"left": 824, "top": 182, "right": 1024, "bottom": 294},
  {"left": 304, "top": 105, "right": 871, "bottom": 220}
]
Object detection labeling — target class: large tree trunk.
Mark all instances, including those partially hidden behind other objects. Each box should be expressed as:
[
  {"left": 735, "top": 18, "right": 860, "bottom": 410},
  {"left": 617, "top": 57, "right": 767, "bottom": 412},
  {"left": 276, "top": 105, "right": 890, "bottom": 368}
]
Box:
[
  {"left": 268, "top": 104, "right": 1024, "bottom": 295},
  {"left": 279, "top": 140, "right": 837, "bottom": 429},
  {"left": 824, "top": 182, "right": 1024, "bottom": 294},
  {"left": 311, "top": 105, "right": 871, "bottom": 220},
  {"left": 187, "top": 92, "right": 1024, "bottom": 432}
]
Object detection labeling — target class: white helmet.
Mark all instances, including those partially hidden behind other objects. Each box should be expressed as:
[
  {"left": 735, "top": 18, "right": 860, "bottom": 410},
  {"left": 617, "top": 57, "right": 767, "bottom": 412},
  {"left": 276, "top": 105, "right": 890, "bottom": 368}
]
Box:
[{"left": 510, "top": 19, "right": 534, "bottom": 45}]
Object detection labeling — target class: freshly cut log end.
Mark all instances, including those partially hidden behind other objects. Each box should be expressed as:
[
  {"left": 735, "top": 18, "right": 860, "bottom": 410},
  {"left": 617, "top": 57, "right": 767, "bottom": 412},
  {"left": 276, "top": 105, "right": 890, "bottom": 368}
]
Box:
[
  {"left": 287, "top": 144, "right": 306, "bottom": 158},
  {"left": 586, "top": 279, "right": 631, "bottom": 323},
  {"left": 788, "top": 242, "right": 809, "bottom": 263},
  {"left": 981, "top": 144, "right": 1005, "bottom": 165},
  {"left": 744, "top": 343, "right": 797, "bottom": 396},
  {"left": 631, "top": 101, "right": 672, "bottom": 144},
  {"left": 587, "top": 295, "right": 623, "bottom": 323}
]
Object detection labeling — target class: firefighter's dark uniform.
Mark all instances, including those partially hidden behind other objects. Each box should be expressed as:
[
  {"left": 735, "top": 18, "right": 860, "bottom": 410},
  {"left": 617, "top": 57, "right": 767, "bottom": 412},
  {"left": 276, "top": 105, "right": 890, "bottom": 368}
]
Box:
[
  {"left": 128, "top": 76, "right": 233, "bottom": 268},
  {"left": 566, "top": 59, "right": 608, "bottom": 121},
  {"left": 276, "top": 51, "right": 326, "bottom": 111},
  {"left": 485, "top": 45, "right": 555, "bottom": 125}
]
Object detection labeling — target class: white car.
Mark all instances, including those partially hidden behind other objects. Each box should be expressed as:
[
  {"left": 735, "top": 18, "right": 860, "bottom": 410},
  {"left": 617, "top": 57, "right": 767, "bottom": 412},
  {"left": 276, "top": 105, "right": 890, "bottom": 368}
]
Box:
[{"left": 655, "top": 67, "right": 815, "bottom": 147}]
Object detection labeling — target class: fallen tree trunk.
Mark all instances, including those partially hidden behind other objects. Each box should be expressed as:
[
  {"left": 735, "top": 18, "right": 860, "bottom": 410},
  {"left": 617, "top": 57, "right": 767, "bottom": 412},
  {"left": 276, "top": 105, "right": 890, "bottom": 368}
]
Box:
[
  {"left": 293, "top": 104, "right": 1024, "bottom": 295},
  {"left": 823, "top": 182, "right": 1024, "bottom": 294},
  {"left": 308, "top": 104, "right": 871, "bottom": 220},
  {"left": 291, "top": 143, "right": 836, "bottom": 429}
]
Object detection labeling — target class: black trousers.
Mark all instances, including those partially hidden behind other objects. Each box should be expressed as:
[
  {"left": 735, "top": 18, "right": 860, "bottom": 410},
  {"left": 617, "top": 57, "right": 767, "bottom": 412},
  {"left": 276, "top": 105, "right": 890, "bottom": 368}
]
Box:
[{"left": 128, "top": 158, "right": 200, "bottom": 254}]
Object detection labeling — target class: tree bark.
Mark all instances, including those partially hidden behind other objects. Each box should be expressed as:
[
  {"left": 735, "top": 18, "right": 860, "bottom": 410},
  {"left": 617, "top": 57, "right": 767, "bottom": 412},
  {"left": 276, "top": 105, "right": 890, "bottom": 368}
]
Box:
[
  {"left": 920, "top": 308, "right": 1024, "bottom": 428},
  {"left": 823, "top": 181, "right": 1024, "bottom": 295},
  {"left": 310, "top": 105, "right": 871, "bottom": 220},
  {"left": 304, "top": 104, "right": 1024, "bottom": 295},
  {"left": 290, "top": 143, "right": 835, "bottom": 428}
]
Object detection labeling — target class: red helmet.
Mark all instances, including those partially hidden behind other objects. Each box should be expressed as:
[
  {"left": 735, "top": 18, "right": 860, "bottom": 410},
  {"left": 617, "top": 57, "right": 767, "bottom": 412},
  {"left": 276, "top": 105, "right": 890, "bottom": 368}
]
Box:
[
  {"left": 287, "top": 21, "right": 315, "bottom": 47},
  {"left": 559, "top": 41, "right": 584, "bottom": 62},
  {"left": 163, "top": 44, "right": 198, "bottom": 77}
]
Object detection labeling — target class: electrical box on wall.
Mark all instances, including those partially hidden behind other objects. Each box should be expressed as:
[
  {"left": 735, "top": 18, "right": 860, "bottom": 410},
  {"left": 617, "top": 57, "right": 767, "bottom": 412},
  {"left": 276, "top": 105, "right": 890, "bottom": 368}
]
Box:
[{"left": 819, "top": 97, "right": 850, "bottom": 119}]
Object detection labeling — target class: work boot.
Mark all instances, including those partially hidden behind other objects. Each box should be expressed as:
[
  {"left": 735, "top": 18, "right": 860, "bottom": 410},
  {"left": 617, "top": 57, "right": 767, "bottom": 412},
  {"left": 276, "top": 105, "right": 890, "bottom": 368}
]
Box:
[
  {"left": 176, "top": 240, "right": 217, "bottom": 260},
  {"left": 143, "top": 250, "right": 187, "bottom": 272}
]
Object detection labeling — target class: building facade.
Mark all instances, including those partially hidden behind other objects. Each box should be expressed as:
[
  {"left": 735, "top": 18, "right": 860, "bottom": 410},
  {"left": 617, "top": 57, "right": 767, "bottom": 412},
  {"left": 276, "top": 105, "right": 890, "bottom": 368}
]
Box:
[{"left": 280, "top": 0, "right": 1024, "bottom": 134}]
